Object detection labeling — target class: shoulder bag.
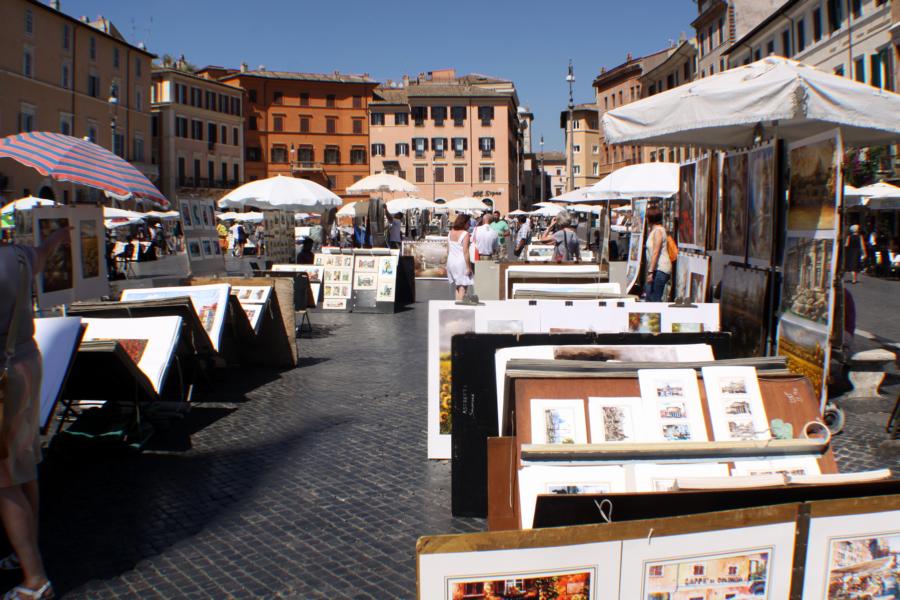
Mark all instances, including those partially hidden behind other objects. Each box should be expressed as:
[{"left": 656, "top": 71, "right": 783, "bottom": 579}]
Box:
[{"left": 0, "top": 254, "right": 29, "bottom": 460}]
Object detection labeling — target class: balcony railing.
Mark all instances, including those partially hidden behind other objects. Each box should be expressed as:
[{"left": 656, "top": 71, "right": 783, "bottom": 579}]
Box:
[
  {"left": 178, "top": 177, "right": 241, "bottom": 189},
  {"left": 290, "top": 161, "right": 325, "bottom": 172}
]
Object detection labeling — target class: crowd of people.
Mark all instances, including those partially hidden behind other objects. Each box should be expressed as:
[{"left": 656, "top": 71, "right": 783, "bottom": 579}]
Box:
[{"left": 844, "top": 221, "right": 900, "bottom": 282}]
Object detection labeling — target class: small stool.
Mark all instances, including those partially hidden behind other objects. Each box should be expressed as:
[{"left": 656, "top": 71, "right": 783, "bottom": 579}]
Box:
[
  {"left": 846, "top": 348, "right": 896, "bottom": 399},
  {"left": 296, "top": 310, "right": 312, "bottom": 338}
]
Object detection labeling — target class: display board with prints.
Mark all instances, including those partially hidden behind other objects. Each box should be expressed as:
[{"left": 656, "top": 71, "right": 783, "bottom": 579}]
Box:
[
  {"left": 351, "top": 250, "right": 400, "bottom": 313},
  {"left": 271, "top": 264, "right": 324, "bottom": 306},
  {"left": 262, "top": 210, "right": 294, "bottom": 264},
  {"left": 31, "top": 205, "right": 109, "bottom": 308},
  {"left": 427, "top": 299, "right": 721, "bottom": 459},
  {"left": 623, "top": 199, "right": 647, "bottom": 294},
  {"left": 232, "top": 285, "right": 273, "bottom": 333},
  {"left": 181, "top": 198, "right": 225, "bottom": 275},
  {"left": 315, "top": 252, "right": 354, "bottom": 311},
  {"left": 777, "top": 129, "right": 842, "bottom": 407}
]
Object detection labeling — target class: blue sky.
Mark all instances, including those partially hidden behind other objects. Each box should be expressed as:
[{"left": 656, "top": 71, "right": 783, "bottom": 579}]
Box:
[{"left": 65, "top": 0, "right": 695, "bottom": 150}]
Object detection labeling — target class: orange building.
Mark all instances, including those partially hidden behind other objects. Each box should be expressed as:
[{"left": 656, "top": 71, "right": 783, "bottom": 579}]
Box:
[{"left": 204, "top": 66, "right": 377, "bottom": 201}]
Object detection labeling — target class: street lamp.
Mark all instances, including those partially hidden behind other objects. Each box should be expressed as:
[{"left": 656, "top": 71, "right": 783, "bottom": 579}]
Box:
[
  {"left": 539, "top": 135, "right": 545, "bottom": 203},
  {"left": 108, "top": 84, "right": 119, "bottom": 155},
  {"left": 566, "top": 59, "right": 575, "bottom": 193}
]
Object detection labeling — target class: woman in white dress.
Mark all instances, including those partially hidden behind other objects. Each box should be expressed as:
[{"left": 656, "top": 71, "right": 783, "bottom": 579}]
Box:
[{"left": 446, "top": 213, "right": 474, "bottom": 301}]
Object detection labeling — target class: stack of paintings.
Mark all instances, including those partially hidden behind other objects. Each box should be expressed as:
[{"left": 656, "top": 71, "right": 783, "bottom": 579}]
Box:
[
  {"left": 720, "top": 263, "right": 770, "bottom": 357},
  {"left": 777, "top": 130, "right": 842, "bottom": 405},
  {"left": 180, "top": 199, "right": 224, "bottom": 274}
]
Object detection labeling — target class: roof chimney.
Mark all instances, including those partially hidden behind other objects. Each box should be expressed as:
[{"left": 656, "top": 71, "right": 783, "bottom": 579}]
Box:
[
  {"left": 401, "top": 74, "right": 409, "bottom": 87},
  {"left": 626, "top": 52, "right": 633, "bottom": 61},
  {"left": 240, "top": 62, "right": 248, "bottom": 73},
  {"left": 50, "top": 0, "right": 60, "bottom": 10}
]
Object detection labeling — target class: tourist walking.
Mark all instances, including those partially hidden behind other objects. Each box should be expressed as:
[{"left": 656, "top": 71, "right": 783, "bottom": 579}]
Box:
[
  {"left": 844, "top": 224, "right": 867, "bottom": 284},
  {"left": 446, "top": 214, "right": 474, "bottom": 302},
  {"left": 0, "top": 225, "right": 72, "bottom": 600},
  {"left": 514, "top": 215, "right": 531, "bottom": 258},
  {"left": 490, "top": 210, "right": 510, "bottom": 256},
  {"left": 386, "top": 212, "right": 403, "bottom": 249},
  {"left": 471, "top": 213, "right": 499, "bottom": 260},
  {"left": 539, "top": 211, "right": 580, "bottom": 263},
  {"left": 643, "top": 206, "right": 672, "bottom": 301},
  {"left": 229, "top": 221, "right": 246, "bottom": 257}
]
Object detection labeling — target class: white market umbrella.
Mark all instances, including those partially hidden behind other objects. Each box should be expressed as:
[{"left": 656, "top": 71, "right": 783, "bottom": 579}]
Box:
[
  {"left": 602, "top": 56, "right": 900, "bottom": 148},
  {"left": 385, "top": 197, "right": 436, "bottom": 212},
  {"left": 589, "top": 163, "right": 679, "bottom": 198},
  {"left": 530, "top": 205, "right": 565, "bottom": 217},
  {"left": 232, "top": 212, "right": 264, "bottom": 223},
  {"left": 1, "top": 196, "right": 57, "bottom": 214},
  {"left": 218, "top": 174, "right": 342, "bottom": 213},
  {"left": 444, "top": 196, "right": 490, "bottom": 211},
  {"left": 104, "top": 217, "right": 143, "bottom": 229},
  {"left": 550, "top": 186, "right": 615, "bottom": 202},
  {"left": 216, "top": 211, "right": 242, "bottom": 221},
  {"left": 103, "top": 206, "right": 146, "bottom": 219},
  {"left": 508, "top": 209, "right": 528, "bottom": 216},
  {"left": 856, "top": 181, "right": 900, "bottom": 210},
  {"left": 346, "top": 173, "right": 419, "bottom": 194},
  {"left": 294, "top": 212, "right": 313, "bottom": 220},
  {"left": 570, "top": 204, "right": 603, "bottom": 214},
  {"left": 336, "top": 201, "right": 369, "bottom": 218},
  {"left": 144, "top": 210, "right": 180, "bottom": 219}
]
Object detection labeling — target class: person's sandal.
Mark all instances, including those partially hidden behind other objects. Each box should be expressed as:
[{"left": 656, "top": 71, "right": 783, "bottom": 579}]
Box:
[
  {"left": 0, "top": 554, "right": 20, "bottom": 571},
  {"left": 2, "top": 582, "right": 54, "bottom": 600}
]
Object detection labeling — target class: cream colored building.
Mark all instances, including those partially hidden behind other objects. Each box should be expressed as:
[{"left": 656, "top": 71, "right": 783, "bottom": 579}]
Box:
[
  {"left": 537, "top": 151, "right": 567, "bottom": 198},
  {"left": 0, "top": 0, "right": 155, "bottom": 203},
  {"left": 692, "top": 0, "right": 783, "bottom": 78},
  {"left": 560, "top": 104, "right": 602, "bottom": 190},
  {"left": 368, "top": 70, "right": 523, "bottom": 213},
  {"left": 151, "top": 64, "right": 244, "bottom": 208},
  {"left": 725, "top": 0, "right": 893, "bottom": 90},
  {"left": 641, "top": 38, "right": 699, "bottom": 164}
]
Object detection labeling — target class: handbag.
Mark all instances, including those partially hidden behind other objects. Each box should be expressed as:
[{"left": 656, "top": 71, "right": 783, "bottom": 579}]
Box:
[{"left": 0, "top": 254, "right": 29, "bottom": 460}]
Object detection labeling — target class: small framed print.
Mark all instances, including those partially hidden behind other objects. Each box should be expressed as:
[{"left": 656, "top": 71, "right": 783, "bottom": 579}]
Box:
[
  {"left": 517, "top": 464, "right": 626, "bottom": 529},
  {"left": 201, "top": 238, "right": 213, "bottom": 258},
  {"left": 730, "top": 456, "right": 821, "bottom": 478},
  {"left": 638, "top": 369, "right": 709, "bottom": 442},
  {"left": 587, "top": 397, "right": 644, "bottom": 443},
  {"left": 702, "top": 366, "right": 770, "bottom": 441},
  {"left": 354, "top": 273, "right": 376, "bottom": 290},
  {"left": 529, "top": 399, "right": 587, "bottom": 445},
  {"left": 322, "top": 298, "right": 347, "bottom": 310},
  {"left": 180, "top": 201, "right": 193, "bottom": 230},
  {"left": 632, "top": 462, "right": 730, "bottom": 492},
  {"left": 187, "top": 240, "right": 202, "bottom": 259},
  {"left": 376, "top": 283, "right": 394, "bottom": 301}
]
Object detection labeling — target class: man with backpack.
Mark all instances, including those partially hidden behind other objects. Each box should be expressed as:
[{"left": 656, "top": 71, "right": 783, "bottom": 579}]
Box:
[
  {"left": 643, "top": 206, "right": 675, "bottom": 301},
  {"left": 229, "top": 220, "right": 247, "bottom": 257}
]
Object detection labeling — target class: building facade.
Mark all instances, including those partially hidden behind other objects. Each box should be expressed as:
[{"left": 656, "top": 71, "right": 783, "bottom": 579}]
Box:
[
  {"left": 560, "top": 104, "right": 602, "bottom": 190},
  {"left": 151, "top": 64, "right": 244, "bottom": 208},
  {"left": 368, "top": 70, "right": 523, "bottom": 213},
  {"left": 212, "top": 67, "right": 377, "bottom": 201},
  {"left": 894, "top": 0, "right": 900, "bottom": 91},
  {"left": 537, "top": 151, "right": 567, "bottom": 199},
  {"left": 725, "top": 0, "right": 894, "bottom": 91},
  {"left": 641, "top": 39, "right": 699, "bottom": 164},
  {"left": 0, "top": 0, "right": 155, "bottom": 203},
  {"left": 692, "top": 0, "right": 783, "bottom": 78},
  {"left": 592, "top": 50, "right": 669, "bottom": 178}
]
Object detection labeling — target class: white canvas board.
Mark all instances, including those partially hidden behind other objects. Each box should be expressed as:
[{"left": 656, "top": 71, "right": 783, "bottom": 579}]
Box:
[
  {"left": 33, "top": 316, "right": 83, "bottom": 428},
  {"left": 632, "top": 462, "right": 730, "bottom": 492},
  {"left": 730, "top": 456, "right": 822, "bottom": 478},
  {"left": 120, "top": 284, "right": 230, "bottom": 352},
  {"left": 538, "top": 302, "right": 629, "bottom": 333},
  {"left": 529, "top": 399, "right": 588, "bottom": 445},
  {"left": 511, "top": 282, "right": 623, "bottom": 298},
  {"left": 81, "top": 316, "right": 182, "bottom": 393},
  {"left": 524, "top": 244, "right": 554, "bottom": 262},
  {"left": 638, "top": 368, "right": 709, "bottom": 442},
  {"left": 242, "top": 305, "right": 263, "bottom": 333},
  {"left": 587, "top": 397, "right": 645, "bottom": 443},
  {"left": 419, "top": 537, "right": 620, "bottom": 600},
  {"left": 701, "top": 366, "right": 771, "bottom": 441},
  {"left": 620, "top": 521, "right": 797, "bottom": 599},
  {"left": 233, "top": 286, "right": 273, "bottom": 306},
  {"left": 802, "top": 509, "right": 900, "bottom": 599},
  {"left": 517, "top": 464, "right": 627, "bottom": 530},
  {"left": 473, "top": 301, "right": 541, "bottom": 334},
  {"left": 505, "top": 264, "right": 601, "bottom": 297},
  {"left": 658, "top": 302, "right": 720, "bottom": 333}
]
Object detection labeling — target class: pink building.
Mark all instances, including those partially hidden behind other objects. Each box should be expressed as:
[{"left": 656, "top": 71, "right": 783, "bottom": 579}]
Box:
[{"left": 368, "top": 70, "right": 523, "bottom": 213}]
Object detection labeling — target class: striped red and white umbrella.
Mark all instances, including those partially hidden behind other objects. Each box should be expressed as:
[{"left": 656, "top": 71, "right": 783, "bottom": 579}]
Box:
[{"left": 0, "top": 131, "right": 168, "bottom": 208}]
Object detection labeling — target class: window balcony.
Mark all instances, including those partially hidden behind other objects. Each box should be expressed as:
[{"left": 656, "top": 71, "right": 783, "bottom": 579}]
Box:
[{"left": 291, "top": 161, "right": 325, "bottom": 173}]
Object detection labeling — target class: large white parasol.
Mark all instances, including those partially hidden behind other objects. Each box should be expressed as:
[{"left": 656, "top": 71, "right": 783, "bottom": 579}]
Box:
[
  {"left": 346, "top": 173, "right": 419, "bottom": 195},
  {"left": 444, "top": 196, "right": 491, "bottom": 212},
  {"left": 385, "top": 197, "right": 436, "bottom": 212},
  {"left": 588, "top": 163, "right": 679, "bottom": 199},
  {"left": 602, "top": 56, "right": 900, "bottom": 148},
  {"left": 218, "top": 175, "right": 342, "bottom": 213},
  {"left": 1, "top": 196, "right": 58, "bottom": 214},
  {"left": 550, "top": 186, "right": 615, "bottom": 202},
  {"left": 336, "top": 201, "right": 369, "bottom": 218}
]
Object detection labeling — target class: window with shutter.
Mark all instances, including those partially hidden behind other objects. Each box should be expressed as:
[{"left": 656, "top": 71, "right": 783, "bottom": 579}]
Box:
[
  {"left": 478, "top": 106, "right": 494, "bottom": 125},
  {"left": 353, "top": 119, "right": 363, "bottom": 134},
  {"left": 396, "top": 143, "right": 409, "bottom": 156},
  {"left": 413, "top": 138, "right": 427, "bottom": 157},
  {"left": 451, "top": 106, "right": 466, "bottom": 126},
  {"left": 412, "top": 106, "right": 426, "bottom": 126},
  {"left": 454, "top": 166, "right": 465, "bottom": 182},
  {"left": 432, "top": 106, "right": 447, "bottom": 126},
  {"left": 434, "top": 167, "right": 444, "bottom": 183},
  {"left": 371, "top": 112, "right": 385, "bottom": 126},
  {"left": 395, "top": 112, "right": 408, "bottom": 125}
]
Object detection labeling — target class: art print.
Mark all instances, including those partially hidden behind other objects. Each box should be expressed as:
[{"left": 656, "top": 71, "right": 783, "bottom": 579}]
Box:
[
  {"left": 321, "top": 298, "right": 346, "bottom": 310},
  {"left": 620, "top": 521, "right": 796, "bottom": 599},
  {"left": 694, "top": 155, "right": 709, "bottom": 250},
  {"left": 780, "top": 236, "right": 834, "bottom": 325},
  {"left": 401, "top": 240, "right": 448, "bottom": 279},
  {"left": 243, "top": 305, "right": 262, "bottom": 332},
  {"left": 633, "top": 462, "right": 730, "bottom": 492},
  {"left": 628, "top": 312, "right": 660, "bottom": 334},
  {"left": 730, "top": 456, "right": 821, "bottom": 478},
  {"left": 722, "top": 152, "right": 748, "bottom": 258},
  {"left": 188, "top": 240, "right": 202, "bottom": 258},
  {"left": 777, "top": 313, "right": 830, "bottom": 405},
  {"left": 671, "top": 322, "right": 703, "bottom": 333},
  {"left": 701, "top": 366, "right": 770, "bottom": 441},
  {"left": 355, "top": 273, "right": 376, "bottom": 290},
  {"left": 376, "top": 283, "right": 394, "bottom": 301},
  {"left": 689, "top": 271, "right": 705, "bottom": 303},
  {"left": 638, "top": 368, "right": 708, "bottom": 442},
  {"left": 180, "top": 201, "right": 192, "bottom": 230},
  {"left": 788, "top": 133, "right": 839, "bottom": 232},
  {"left": 748, "top": 145, "right": 776, "bottom": 264},
  {"left": 32, "top": 317, "right": 83, "bottom": 430},
  {"left": 38, "top": 217, "right": 73, "bottom": 293},
  {"left": 587, "top": 397, "right": 642, "bottom": 443},
  {"left": 120, "top": 284, "right": 230, "bottom": 351},
  {"left": 529, "top": 399, "right": 587, "bottom": 445},
  {"left": 437, "top": 309, "right": 475, "bottom": 436},
  {"left": 355, "top": 256, "right": 377, "bottom": 272},
  {"left": 674, "top": 254, "right": 691, "bottom": 301},
  {"left": 677, "top": 161, "right": 696, "bottom": 246},
  {"left": 447, "top": 569, "right": 591, "bottom": 599},
  {"left": 802, "top": 509, "right": 900, "bottom": 599},
  {"left": 78, "top": 220, "right": 100, "bottom": 279},
  {"left": 516, "top": 464, "right": 627, "bottom": 529},
  {"left": 526, "top": 244, "right": 554, "bottom": 262},
  {"left": 233, "top": 286, "right": 272, "bottom": 306},
  {"left": 485, "top": 320, "right": 524, "bottom": 334},
  {"left": 720, "top": 264, "right": 769, "bottom": 357},
  {"left": 191, "top": 202, "right": 203, "bottom": 229},
  {"left": 201, "top": 239, "right": 213, "bottom": 258}
]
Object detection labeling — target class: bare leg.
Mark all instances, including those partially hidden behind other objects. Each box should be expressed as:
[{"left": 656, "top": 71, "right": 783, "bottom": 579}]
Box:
[
  {"left": 0, "top": 484, "right": 47, "bottom": 589},
  {"left": 455, "top": 285, "right": 466, "bottom": 302}
]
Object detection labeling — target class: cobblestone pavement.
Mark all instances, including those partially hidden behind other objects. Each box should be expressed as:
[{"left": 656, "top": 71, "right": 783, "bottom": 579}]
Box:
[{"left": 11, "top": 281, "right": 897, "bottom": 599}]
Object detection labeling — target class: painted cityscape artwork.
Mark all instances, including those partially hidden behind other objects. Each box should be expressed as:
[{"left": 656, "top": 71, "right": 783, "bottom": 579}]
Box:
[
  {"left": 788, "top": 135, "right": 837, "bottom": 232},
  {"left": 643, "top": 549, "right": 771, "bottom": 599},
  {"left": 449, "top": 569, "right": 592, "bottom": 600},
  {"left": 825, "top": 533, "right": 900, "bottom": 599}
]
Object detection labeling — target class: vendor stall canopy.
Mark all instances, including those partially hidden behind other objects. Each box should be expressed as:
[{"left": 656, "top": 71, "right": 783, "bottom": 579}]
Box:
[{"left": 602, "top": 56, "right": 900, "bottom": 149}]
